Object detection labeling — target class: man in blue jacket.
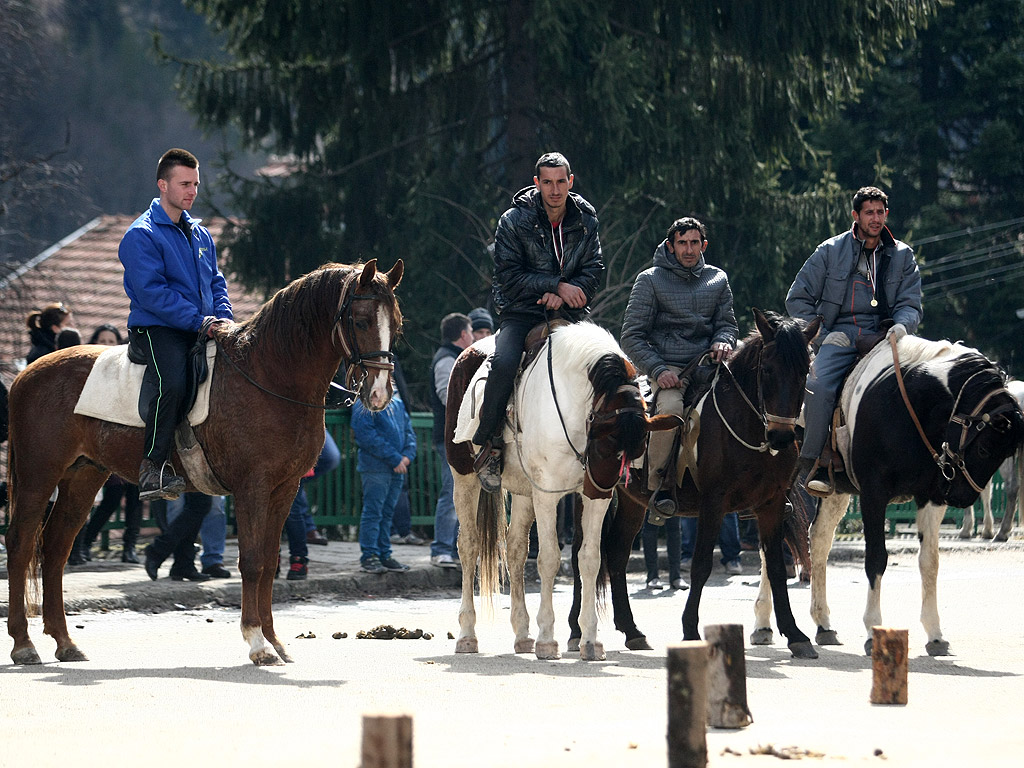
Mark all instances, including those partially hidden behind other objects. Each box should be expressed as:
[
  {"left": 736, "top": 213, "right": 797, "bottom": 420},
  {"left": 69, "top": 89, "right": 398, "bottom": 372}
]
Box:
[{"left": 119, "top": 148, "right": 233, "bottom": 503}]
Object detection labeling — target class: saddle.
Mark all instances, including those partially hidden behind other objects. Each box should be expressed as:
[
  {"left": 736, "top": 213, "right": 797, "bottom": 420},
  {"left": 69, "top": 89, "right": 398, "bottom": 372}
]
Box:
[
  {"left": 127, "top": 322, "right": 212, "bottom": 420},
  {"left": 522, "top": 317, "right": 572, "bottom": 370}
]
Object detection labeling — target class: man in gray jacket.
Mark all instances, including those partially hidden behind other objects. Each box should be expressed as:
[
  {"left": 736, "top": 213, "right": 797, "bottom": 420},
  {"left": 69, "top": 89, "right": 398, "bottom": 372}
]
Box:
[
  {"left": 621, "top": 217, "right": 737, "bottom": 516},
  {"left": 786, "top": 186, "right": 922, "bottom": 496}
]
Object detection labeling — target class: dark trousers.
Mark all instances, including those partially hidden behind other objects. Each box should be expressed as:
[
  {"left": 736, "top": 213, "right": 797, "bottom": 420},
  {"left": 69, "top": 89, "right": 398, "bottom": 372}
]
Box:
[
  {"left": 84, "top": 481, "right": 141, "bottom": 548},
  {"left": 150, "top": 491, "right": 212, "bottom": 571},
  {"left": 130, "top": 325, "right": 194, "bottom": 464},
  {"left": 473, "top": 317, "right": 534, "bottom": 445}
]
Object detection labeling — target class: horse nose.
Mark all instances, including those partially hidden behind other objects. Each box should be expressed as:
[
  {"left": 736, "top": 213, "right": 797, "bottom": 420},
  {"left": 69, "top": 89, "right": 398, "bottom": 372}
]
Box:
[{"left": 767, "top": 428, "right": 796, "bottom": 451}]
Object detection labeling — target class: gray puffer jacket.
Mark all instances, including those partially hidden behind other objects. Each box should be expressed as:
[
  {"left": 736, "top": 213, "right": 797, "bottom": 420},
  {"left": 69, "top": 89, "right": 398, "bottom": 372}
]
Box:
[
  {"left": 786, "top": 226, "right": 921, "bottom": 338},
  {"left": 620, "top": 240, "right": 738, "bottom": 380},
  {"left": 491, "top": 186, "right": 603, "bottom": 322}
]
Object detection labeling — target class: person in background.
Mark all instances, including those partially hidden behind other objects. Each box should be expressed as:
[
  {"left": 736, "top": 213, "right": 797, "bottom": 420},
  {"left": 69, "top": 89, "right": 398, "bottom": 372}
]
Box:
[
  {"left": 680, "top": 512, "right": 743, "bottom": 575},
  {"left": 282, "top": 430, "right": 341, "bottom": 580},
  {"left": 642, "top": 513, "right": 686, "bottom": 590},
  {"left": 25, "top": 302, "right": 73, "bottom": 364},
  {"left": 428, "top": 312, "right": 474, "bottom": 568},
  {"left": 352, "top": 385, "right": 417, "bottom": 574},
  {"left": 388, "top": 360, "right": 423, "bottom": 545},
  {"left": 144, "top": 490, "right": 215, "bottom": 581},
  {"left": 467, "top": 306, "right": 493, "bottom": 341},
  {"left": 166, "top": 492, "right": 231, "bottom": 578}
]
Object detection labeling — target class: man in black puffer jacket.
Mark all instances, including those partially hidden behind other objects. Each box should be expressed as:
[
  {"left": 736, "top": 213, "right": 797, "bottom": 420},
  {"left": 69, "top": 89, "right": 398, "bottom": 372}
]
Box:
[{"left": 472, "top": 152, "right": 604, "bottom": 491}]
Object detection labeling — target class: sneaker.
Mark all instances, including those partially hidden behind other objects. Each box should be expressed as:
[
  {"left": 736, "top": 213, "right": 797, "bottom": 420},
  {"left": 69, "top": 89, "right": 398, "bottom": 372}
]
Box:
[
  {"left": 360, "top": 556, "right": 387, "bottom": 574},
  {"left": 430, "top": 554, "right": 460, "bottom": 569},
  {"left": 680, "top": 557, "right": 692, "bottom": 571},
  {"left": 725, "top": 559, "right": 742, "bottom": 575},
  {"left": 380, "top": 556, "right": 410, "bottom": 572},
  {"left": 201, "top": 563, "right": 232, "bottom": 579},
  {"left": 646, "top": 578, "right": 665, "bottom": 590},
  {"left": 286, "top": 556, "right": 308, "bottom": 580},
  {"left": 805, "top": 466, "right": 833, "bottom": 497},
  {"left": 670, "top": 578, "right": 689, "bottom": 590},
  {"left": 391, "top": 533, "right": 425, "bottom": 546},
  {"left": 473, "top": 443, "right": 503, "bottom": 493}
]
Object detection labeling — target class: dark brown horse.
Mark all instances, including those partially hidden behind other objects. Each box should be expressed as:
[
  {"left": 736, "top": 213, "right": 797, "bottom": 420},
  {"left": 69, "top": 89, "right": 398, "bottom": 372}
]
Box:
[
  {"left": 6, "top": 260, "right": 402, "bottom": 665},
  {"left": 569, "top": 309, "right": 821, "bottom": 658}
]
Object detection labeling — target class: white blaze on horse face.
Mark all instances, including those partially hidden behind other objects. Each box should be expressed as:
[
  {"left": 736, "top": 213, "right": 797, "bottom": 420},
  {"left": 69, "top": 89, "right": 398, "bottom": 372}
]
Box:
[{"left": 366, "top": 305, "right": 392, "bottom": 410}]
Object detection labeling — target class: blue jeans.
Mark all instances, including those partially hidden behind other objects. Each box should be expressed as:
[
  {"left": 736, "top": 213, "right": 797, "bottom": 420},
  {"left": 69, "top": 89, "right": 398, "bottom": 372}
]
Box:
[
  {"left": 642, "top": 514, "right": 681, "bottom": 582},
  {"left": 390, "top": 475, "right": 412, "bottom": 536},
  {"left": 680, "top": 511, "right": 741, "bottom": 565},
  {"left": 285, "top": 430, "right": 341, "bottom": 558},
  {"left": 802, "top": 341, "right": 859, "bottom": 459},
  {"left": 430, "top": 441, "right": 459, "bottom": 558},
  {"left": 166, "top": 494, "right": 226, "bottom": 569},
  {"left": 359, "top": 471, "right": 404, "bottom": 561}
]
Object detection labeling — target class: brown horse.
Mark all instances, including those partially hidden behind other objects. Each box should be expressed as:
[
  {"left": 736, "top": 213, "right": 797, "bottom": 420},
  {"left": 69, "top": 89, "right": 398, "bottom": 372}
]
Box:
[
  {"left": 5, "top": 259, "right": 402, "bottom": 666},
  {"left": 569, "top": 309, "right": 821, "bottom": 658}
]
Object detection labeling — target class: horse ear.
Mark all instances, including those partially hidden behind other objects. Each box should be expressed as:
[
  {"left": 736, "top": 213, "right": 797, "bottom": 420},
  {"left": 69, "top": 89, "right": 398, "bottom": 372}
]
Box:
[
  {"left": 358, "top": 259, "right": 378, "bottom": 289},
  {"left": 386, "top": 259, "right": 404, "bottom": 290},
  {"left": 803, "top": 315, "right": 822, "bottom": 346},
  {"left": 752, "top": 307, "right": 775, "bottom": 342}
]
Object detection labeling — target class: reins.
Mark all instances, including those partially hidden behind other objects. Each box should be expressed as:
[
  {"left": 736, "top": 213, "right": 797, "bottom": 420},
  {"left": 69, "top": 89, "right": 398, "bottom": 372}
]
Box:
[{"left": 713, "top": 343, "right": 793, "bottom": 455}]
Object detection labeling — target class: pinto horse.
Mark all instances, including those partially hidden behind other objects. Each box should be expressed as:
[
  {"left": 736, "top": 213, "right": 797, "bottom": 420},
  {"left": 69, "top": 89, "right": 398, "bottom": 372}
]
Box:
[
  {"left": 445, "top": 322, "right": 675, "bottom": 660},
  {"left": 762, "top": 336, "right": 1024, "bottom": 656},
  {"left": 6, "top": 260, "right": 402, "bottom": 666},
  {"left": 573, "top": 309, "right": 821, "bottom": 658}
]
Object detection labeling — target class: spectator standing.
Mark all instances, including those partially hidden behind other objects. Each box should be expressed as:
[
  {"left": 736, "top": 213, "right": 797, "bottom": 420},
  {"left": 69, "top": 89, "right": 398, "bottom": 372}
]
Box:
[
  {"left": 642, "top": 514, "right": 686, "bottom": 590},
  {"left": 680, "top": 512, "right": 743, "bottom": 575},
  {"left": 166, "top": 493, "right": 231, "bottom": 578},
  {"left": 282, "top": 430, "right": 341, "bottom": 580},
  {"left": 467, "top": 307, "right": 494, "bottom": 340},
  {"left": 352, "top": 388, "right": 416, "bottom": 574},
  {"left": 428, "top": 313, "right": 474, "bottom": 568},
  {"left": 143, "top": 491, "right": 214, "bottom": 581},
  {"left": 25, "top": 302, "right": 73, "bottom": 364}
]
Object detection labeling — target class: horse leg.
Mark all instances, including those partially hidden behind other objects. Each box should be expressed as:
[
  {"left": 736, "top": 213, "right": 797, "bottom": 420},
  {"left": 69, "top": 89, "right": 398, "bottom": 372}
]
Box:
[
  {"left": 750, "top": 548, "right": 774, "bottom": 646},
  {"left": 917, "top": 502, "right": 950, "bottom": 656},
  {"left": 234, "top": 490, "right": 285, "bottom": 665},
  {"left": 608, "top": 491, "right": 651, "bottom": 651},
  {"left": 809, "top": 494, "right": 849, "bottom": 646},
  {"left": 576, "top": 497, "right": 607, "bottom": 661},
  {"left": 41, "top": 467, "right": 108, "bottom": 662},
  {"left": 567, "top": 498, "right": 583, "bottom": 653},
  {"left": 6, "top": 484, "right": 56, "bottom": 665},
  {"left": 760, "top": 509, "right": 816, "bottom": 659},
  {"left": 453, "top": 474, "right": 481, "bottom": 653},
  {"left": 957, "top": 500, "right": 975, "bottom": 539},
  {"left": 860, "top": 494, "right": 890, "bottom": 656},
  {"left": 258, "top": 488, "right": 297, "bottom": 663},
  {"left": 681, "top": 503, "right": 722, "bottom": 641},
  {"left": 533, "top": 494, "right": 562, "bottom": 660},
  {"left": 507, "top": 494, "right": 535, "bottom": 654},
  {"left": 995, "top": 455, "right": 1020, "bottom": 542}
]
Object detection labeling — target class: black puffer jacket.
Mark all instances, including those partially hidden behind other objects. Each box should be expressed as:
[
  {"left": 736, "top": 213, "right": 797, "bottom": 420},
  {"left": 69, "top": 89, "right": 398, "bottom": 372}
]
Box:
[
  {"left": 26, "top": 327, "right": 57, "bottom": 365},
  {"left": 491, "top": 186, "right": 603, "bottom": 322}
]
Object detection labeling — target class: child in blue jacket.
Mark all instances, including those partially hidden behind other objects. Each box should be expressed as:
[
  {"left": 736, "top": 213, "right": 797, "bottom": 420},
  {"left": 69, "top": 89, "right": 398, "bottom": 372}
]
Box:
[{"left": 351, "top": 390, "right": 417, "bottom": 573}]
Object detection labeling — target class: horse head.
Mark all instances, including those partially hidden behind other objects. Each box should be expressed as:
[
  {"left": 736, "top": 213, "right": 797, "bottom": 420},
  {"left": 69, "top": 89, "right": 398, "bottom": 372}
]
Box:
[
  {"left": 742, "top": 308, "right": 820, "bottom": 452},
  {"left": 340, "top": 258, "right": 404, "bottom": 410}
]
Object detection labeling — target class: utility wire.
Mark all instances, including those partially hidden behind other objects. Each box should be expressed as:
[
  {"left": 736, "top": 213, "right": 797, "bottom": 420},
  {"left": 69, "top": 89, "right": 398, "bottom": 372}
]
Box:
[
  {"left": 910, "top": 216, "right": 1024, "bottom": 247},
  {"left": 922, "top": 242, "right": 1020, "bottom": 276},
  {"left": 924, "top": 261, "right": 1024, "bottom": 292}
]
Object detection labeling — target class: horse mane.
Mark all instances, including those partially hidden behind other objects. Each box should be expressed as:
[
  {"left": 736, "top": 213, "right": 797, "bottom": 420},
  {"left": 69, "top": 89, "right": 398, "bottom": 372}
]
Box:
[
  {"left": 729, "top": 311, "right": 811, "bottom": 389},
  {"left": 231, "top": 263, "right": 401, "bottom": 357}
]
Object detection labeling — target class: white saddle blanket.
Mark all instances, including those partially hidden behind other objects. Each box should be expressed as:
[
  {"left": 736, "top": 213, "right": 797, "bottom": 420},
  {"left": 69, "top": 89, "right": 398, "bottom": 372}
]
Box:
[
  {"left": 73, "top": 342, "right": 216, "bottom": 428},
  {"left": 453, "top": 356, "right": 492, "bottom": 446}
]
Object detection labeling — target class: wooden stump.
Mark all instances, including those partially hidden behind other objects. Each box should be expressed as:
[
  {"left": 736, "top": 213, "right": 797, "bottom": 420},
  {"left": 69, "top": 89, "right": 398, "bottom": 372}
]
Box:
[
  {"left": 704, "top": 624, "right": 752, "bottom": 728},
  {"left": 361, "top": 714, "right": 413, "bottom": 768},
  {"left": 667, "top": 641, "right": 709, "bottom": 768},
  {"left": 870, "top": 627, "right": 908, "bottom": 705}
]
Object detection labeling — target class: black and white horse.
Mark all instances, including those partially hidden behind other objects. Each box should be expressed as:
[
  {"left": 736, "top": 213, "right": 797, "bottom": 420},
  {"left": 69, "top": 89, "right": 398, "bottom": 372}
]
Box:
[{"left": 756, "top": 336, "right": 1024, "bottom": 656}]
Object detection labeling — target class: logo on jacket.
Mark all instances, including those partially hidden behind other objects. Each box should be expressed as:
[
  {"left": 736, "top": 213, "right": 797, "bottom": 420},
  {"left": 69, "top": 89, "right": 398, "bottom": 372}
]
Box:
[{"left": 198, "top": 247, "right": 209, "bottom": 260}]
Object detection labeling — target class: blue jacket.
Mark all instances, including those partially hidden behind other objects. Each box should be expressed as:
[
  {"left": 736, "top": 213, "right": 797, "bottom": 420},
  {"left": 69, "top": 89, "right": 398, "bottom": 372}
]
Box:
[
  {"left": 351, "top": 394, "right": 417, "bottom": 474},
  {"left": 119, "top": 198, "right": 233, "bottom": 332}
]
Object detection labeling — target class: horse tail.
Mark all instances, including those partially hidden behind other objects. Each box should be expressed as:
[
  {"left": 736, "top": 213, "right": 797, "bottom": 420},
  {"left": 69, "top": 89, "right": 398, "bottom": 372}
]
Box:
[
  {"left": 474, "top": 487, "right": 506, "bottom": 600},
  {"left": 784, "top": 486, "right": 813, "bottom": 575},
  {"left": 6, "top": 425, "right": 44, "bottom": 617}
]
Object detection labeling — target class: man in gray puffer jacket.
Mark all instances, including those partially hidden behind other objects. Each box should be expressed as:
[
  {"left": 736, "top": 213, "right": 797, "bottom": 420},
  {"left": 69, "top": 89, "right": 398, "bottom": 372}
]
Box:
[{"left": 621, "top": 217, "right": 737, "bottom": 516}]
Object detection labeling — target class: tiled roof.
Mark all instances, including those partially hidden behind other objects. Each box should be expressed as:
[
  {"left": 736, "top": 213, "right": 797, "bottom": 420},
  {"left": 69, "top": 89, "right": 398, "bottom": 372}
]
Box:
[{"left": 0, "top": 214, "right": 267, "bottom": 389}]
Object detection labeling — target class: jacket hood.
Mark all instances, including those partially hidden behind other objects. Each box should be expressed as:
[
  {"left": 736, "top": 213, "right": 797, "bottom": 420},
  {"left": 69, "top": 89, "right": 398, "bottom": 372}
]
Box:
[
  {"left": 652, "top": 239, "right": 705, "bottom": 278},
  {"left": 510, "top": 186, "right": 597, "bottom": 221}
]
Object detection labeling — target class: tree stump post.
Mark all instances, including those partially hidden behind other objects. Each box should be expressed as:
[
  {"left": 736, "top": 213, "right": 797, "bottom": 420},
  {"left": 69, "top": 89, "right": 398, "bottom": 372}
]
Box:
[
  {"left": 870, "top": 627, "right": 909, "bottom": 705},
  {"left": 361, "top": 713, "right": 413, "bottom": 768},
  {"left": 704, "top": 624, "right": 752, "bottom": 728},
  {"left": 667, "top": 641, "right": 709, "bottom": 768}
]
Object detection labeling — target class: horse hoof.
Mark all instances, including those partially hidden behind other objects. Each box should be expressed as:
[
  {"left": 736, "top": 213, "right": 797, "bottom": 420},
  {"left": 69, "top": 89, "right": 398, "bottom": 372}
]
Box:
[
  {"left": 863, "top": 639, "right": 873, "bottom": 656},
  {"left": 535, "top": 640, "right": 561, "bottom": 660},
  {"left": 958, "top": 530, "right": 972, "bottom": 540},
  {"left": 11, "top": 646, "right": 43, "bottom": 665},
  {"left": 926, "top": 639, "right": 951, "bottom": 656},
  {"left": 579, "top": 641, "right": 605, "bottom": 661},
  {"left": 275, "top": 648, "right": 294, "bottom": 663},
  {"left": 566, "top": 637, "right": 580, "bottom": 653},
  {"left": 789, "top": 641, "right": 818, "bottom": 660},
  {"left": 455, "top": 637, "right": 478, "bottom": 654},
  {"left": 250, "top": 649, "right": 284, "bottom": 666},
  {"left": 515, "top": 637, "right": 535, "bottom": 654},
  {"left": 749, "top": 627, "right": 774, "bottom": 646},
  {"left": 625, "top": 637, "right": 653, "bottom": 651},
  {"left": 995, "top": 533, "right": 1010, "bottom": 543},
  {"left": 981, "top": 531, "right": 994, "bottom": 540},
  {"left": 815, "top": 629, "right": 842, "bottom": 646},
  {"left": 55, "top": 645, "right": 89, "bottom": 662}
]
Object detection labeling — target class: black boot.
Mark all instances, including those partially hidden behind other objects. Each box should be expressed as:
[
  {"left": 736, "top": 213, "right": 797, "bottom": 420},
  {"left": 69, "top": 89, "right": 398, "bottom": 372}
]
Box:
[
  {"left": 67, "top": 529, "right": 89, "bottom": 566},
  {"left": 121, "top": 544, "right": 139, "bottom": 564},
  {"left": 138, "top": 458, "right": 186, "bottom": 501}
]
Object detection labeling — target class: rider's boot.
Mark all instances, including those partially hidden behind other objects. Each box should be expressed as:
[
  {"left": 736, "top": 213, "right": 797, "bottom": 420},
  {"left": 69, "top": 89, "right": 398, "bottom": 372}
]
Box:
[
  {"left": 138, "top": 458, "right": 186, "bottom": 502},
  {"left": 473, "top": 439, "right": 504, "bottom": 493},
  {"left": 805, "top": 447, "right": 844, "bottom": 498}
]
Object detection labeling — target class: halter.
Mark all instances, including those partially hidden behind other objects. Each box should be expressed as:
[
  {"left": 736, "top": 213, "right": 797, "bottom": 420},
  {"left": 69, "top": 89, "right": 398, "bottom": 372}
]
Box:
[
  {"left": 889, "top": 336, "right": 1018, "bottom": 495},
  {"left": 217, "top": 270, "right": 394, "bottom": 410},
  {"left": 713, "top": 343, "right": 797, "bottom": 455}
]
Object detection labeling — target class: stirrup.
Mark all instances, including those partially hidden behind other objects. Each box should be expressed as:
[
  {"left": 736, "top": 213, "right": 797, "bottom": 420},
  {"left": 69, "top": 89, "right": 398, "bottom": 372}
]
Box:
[{"left": 804, "top": 459, "right": 834, "bottom": 498}]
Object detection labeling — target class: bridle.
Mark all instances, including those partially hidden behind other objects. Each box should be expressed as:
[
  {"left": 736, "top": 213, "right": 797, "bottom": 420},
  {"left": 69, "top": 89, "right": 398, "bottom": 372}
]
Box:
[
  {"left": 713, "top": 342, "right": 801, "bottom": 454},
  {"left": 889, "top": 336, "right": 1019, "bottom": 495},
  {"left": 216, "top": 271, "right": 394, "bottom": 410}
]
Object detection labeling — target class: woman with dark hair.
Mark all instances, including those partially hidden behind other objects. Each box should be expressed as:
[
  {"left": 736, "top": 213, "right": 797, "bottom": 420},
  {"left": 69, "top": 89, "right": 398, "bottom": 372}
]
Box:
[
  {"left": 68, "top": 324, "right": 141, "bottom": 565},
  {"left": 25, "top": 302, "right": 73, "bottom": 364}
]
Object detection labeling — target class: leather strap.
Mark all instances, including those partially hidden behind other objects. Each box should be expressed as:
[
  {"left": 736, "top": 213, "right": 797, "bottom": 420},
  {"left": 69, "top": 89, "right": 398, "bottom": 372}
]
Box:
[{"left": 889, "top": 335, "right": 941, "bottom": 463}]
